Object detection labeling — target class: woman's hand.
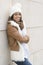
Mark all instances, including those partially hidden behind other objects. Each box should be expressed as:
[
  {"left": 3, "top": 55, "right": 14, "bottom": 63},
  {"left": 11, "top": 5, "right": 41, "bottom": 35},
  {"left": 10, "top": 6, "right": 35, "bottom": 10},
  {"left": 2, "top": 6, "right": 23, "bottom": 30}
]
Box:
[
  {"left": 24, "top": 35, "right": 29, "bottom": 43},
  {"left": 18, "top": 22, "right": 24, "bottom": 30}
]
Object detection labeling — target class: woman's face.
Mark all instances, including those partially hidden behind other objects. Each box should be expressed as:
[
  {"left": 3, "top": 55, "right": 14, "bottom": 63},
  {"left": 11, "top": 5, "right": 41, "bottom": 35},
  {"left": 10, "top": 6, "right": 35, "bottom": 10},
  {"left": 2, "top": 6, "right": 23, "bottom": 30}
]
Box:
[{"left": 13, "top": 12, "right": 22, "bottom": 23}]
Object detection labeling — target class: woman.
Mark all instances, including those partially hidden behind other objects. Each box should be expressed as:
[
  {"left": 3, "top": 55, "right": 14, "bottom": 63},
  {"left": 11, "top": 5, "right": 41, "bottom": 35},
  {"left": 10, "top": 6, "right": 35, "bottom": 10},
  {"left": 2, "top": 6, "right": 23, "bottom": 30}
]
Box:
[{"left": 7, "top": 3, "right": 32, "bottom": 65}]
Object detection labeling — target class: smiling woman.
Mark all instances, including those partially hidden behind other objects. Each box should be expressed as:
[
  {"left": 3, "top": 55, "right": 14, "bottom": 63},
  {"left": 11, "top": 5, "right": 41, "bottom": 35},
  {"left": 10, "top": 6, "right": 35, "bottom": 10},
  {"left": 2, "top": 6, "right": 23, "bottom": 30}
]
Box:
[
  {"left": 13, "top": 12, "right": 22, "bottom": 22},
  {"left": 7, "top": 3, "right": 32, "bottom": 65}
]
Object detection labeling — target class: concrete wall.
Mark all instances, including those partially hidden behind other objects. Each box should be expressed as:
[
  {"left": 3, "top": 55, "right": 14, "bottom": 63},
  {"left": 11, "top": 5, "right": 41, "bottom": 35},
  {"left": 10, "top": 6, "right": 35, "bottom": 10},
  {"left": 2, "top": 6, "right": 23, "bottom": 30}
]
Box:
[{"left": 0, "top": 0, "right": 43, "bottom": 65}]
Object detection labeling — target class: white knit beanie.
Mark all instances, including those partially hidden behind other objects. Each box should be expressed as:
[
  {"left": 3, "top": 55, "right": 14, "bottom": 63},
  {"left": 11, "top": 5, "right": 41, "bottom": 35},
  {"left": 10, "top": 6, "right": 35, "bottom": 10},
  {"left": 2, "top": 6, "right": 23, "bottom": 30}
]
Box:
[{"left": 9, "top": 3, "right": 22, "bottom": 17}]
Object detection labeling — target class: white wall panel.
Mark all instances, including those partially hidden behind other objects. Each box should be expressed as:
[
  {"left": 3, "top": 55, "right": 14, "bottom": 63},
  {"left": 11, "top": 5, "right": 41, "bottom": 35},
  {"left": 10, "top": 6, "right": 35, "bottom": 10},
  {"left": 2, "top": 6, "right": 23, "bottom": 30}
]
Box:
[
  {"left": 29, "top": 2, "right": 43, "bottom": 27},
  {"left": 0, "top": 31, "right": 10, "bottom": 65},
  {"left": 29, "top": 50, "right": 43, "bottom": 65},
  {"left": 28, "top": 27, "right": 43, "bottom": 53},
  {"left": 0, "top": 0, "right": 12, "bottom": 30},
  {"left": 27, "top": 28, "right": 43, "bottom": 64},
  {"left": 32, "top": 0, "right": 43, "bottom": 3},
  {"left": 0, "top": 0, "right": 12, "bottom": 65},
  {"left": 33, "top": 50, "right": 43, "bottom": 65}
]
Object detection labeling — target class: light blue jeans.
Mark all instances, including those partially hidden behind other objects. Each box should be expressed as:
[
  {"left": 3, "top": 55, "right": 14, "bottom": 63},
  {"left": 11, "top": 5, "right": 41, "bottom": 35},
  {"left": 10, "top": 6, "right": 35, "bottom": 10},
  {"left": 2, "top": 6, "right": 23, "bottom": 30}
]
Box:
[{"left": 12, "top": 58, "right": 32, "bottom": 65}]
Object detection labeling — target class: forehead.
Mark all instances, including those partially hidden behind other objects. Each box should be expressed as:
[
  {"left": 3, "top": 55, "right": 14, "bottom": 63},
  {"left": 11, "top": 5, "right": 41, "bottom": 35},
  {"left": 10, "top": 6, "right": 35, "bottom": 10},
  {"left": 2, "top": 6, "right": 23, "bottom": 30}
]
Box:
[{"left": 14, "top": 12, "right": 22, "bottom": 15}]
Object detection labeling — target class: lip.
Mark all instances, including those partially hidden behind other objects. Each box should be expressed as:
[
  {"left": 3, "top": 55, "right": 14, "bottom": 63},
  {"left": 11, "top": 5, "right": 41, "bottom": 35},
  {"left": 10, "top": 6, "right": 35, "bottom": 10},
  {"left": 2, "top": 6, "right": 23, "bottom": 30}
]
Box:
[{"left": 15, "top": 18, "right": 20, "bottom": 21}]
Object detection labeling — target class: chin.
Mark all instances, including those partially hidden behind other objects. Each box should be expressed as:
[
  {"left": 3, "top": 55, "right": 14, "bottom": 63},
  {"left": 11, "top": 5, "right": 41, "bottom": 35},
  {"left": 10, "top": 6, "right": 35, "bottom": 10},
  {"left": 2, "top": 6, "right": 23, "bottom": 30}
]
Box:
[{"left": 16, "top": 20, "right": 20, "bottom": 22}]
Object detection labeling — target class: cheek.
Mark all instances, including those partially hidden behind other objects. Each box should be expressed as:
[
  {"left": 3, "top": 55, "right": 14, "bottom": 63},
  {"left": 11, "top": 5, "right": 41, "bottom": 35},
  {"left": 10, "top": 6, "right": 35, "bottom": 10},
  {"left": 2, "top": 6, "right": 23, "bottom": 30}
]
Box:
[
  {"left": 13, "top": 15, "right": 16, "bottom": 20},
  {"left": 14, "top": 15, "right": 20, "bottom": 20}
]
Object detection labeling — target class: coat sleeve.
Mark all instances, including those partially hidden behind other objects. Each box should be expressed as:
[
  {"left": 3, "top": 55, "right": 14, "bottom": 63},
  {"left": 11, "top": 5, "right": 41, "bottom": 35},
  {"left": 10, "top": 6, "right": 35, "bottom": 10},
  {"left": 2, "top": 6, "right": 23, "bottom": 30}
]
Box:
[{"left": 7, "top": 23, "right": 29, "bottom": 43}]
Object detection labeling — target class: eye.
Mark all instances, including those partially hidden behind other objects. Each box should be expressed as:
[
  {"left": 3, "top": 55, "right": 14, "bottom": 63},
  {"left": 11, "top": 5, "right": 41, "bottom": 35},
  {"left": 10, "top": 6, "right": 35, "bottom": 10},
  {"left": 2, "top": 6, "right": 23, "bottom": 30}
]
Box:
[
  {"left": 14, "top": 13, "right": 17, "bottom": 15},
  {"left": 19, "top": 13, "right": 21, "bottom": 15},
  {"left": 14, "top": 12, "right": 21, "bottom": 16}
]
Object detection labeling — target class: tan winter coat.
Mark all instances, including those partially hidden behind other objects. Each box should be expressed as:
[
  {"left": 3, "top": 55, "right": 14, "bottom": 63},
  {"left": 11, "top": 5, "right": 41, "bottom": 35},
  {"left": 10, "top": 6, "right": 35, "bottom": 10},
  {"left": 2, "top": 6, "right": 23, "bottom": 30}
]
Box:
[{"left": 7, "top": 22, "right": 29, "bottom": 51}]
